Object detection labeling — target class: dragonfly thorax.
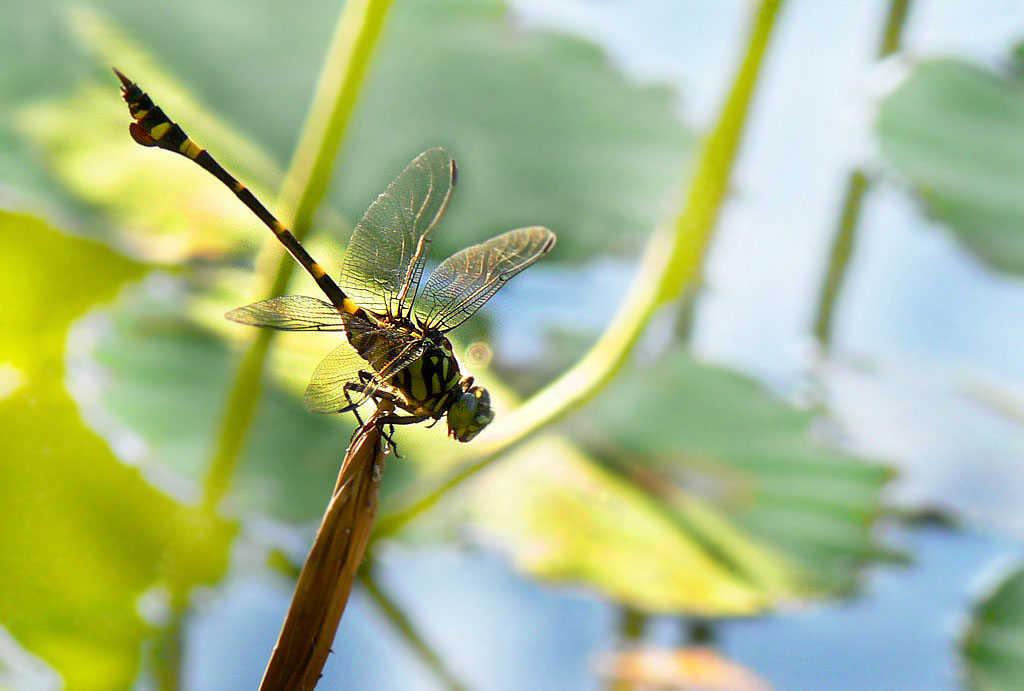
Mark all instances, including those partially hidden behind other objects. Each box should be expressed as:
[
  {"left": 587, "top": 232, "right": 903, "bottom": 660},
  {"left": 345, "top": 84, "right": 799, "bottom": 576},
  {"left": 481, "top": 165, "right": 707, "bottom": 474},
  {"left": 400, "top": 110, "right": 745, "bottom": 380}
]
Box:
[
  {"left": 384, "top": 336, "right": 493, "bottom": 442},
  {"left": 386, "top": 337, "right": 460, "bottom": 412}
]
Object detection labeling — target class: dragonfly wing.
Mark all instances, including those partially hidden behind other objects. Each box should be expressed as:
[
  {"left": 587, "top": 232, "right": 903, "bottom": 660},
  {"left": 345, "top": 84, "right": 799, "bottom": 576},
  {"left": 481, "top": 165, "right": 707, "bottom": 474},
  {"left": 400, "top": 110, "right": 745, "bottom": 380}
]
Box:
[
  {"left": 304, "top": 323, "right": 429, "bottom": 414},
  {"left": 226, "top": 295, "right": 347, "bottom": 331},
  {"left": 340, "top": 148, "right": 456, "bottom": 320},
  {"left": 343, "top": 318, "right": 430, "bottom": 383},
  {"left": 304, "top": 341, "right": 377, "bottom": 413},
  {"left": 373, "top": 337, "right": 429, "bottom": 382},
  {"left": 417, "top": 226, "right": 556, "bottom": 332}
]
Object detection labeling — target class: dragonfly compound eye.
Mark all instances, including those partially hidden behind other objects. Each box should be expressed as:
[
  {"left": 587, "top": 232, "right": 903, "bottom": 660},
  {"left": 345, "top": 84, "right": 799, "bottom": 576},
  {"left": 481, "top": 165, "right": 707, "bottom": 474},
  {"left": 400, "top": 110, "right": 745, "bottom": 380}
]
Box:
[{"left": 447, "top": 386, "right": 495, "bottom": 442}]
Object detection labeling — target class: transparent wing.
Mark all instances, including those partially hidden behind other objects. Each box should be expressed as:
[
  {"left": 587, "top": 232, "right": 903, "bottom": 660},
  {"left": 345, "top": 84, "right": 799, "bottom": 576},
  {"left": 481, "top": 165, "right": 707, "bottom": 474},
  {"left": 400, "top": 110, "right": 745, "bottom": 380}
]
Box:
[
  {"left": 417, "top": 226, "right": 556, "bottom": 332},
  {"left": 339, "top": 148, "right": 456, "bottom": 320},
  {"left": 304, "top": 322, "right": 429, "bottom": 414},
  {"left": 225, "top": 295, "right": 346, "bottom": 331},
  {"left": 373, "top": 337, "right": 429, "bottom": 382},
  {"left": 341, "top": 315, "right": 428, "bottom": 380},
  {"left": 304, "top": 341, "right": 375, "bottom": 413}
]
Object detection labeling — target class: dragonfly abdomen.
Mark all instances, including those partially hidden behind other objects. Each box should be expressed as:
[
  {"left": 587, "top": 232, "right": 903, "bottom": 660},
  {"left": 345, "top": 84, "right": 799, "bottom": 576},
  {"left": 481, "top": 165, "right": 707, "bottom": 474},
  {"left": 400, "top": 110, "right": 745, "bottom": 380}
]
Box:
[{"left": 114, "top": 68, "right": 359, "bottom": 317}]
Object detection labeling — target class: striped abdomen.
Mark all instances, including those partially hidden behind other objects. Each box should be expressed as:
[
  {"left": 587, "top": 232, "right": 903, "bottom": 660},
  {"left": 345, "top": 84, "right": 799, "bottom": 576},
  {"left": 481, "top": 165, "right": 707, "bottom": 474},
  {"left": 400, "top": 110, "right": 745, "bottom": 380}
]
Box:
[{"left": 114, "top": 68, "right": 357, "bottom": 317}]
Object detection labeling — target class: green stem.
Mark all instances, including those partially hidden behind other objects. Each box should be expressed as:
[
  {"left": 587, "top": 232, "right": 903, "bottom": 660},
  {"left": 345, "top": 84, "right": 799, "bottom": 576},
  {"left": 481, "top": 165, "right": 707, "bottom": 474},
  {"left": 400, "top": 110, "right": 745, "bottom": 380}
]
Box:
[
  {"left": 683, "top": 619, "right": 717, "bottom": 646},
  {"left": 812, "top": 169, "right": 868, "bottom": 345},
  {"left": 812, "top": 0, "right": 912, "bottom": 347},
  {"left": 674, "top": 283, "right": 702, "bottom": 342},
  {"left": 279, "top": 0, "right": 395, "bottom": 230},
  {"left": 359, "top": 567, "right": 468, "bottom": 691},
  {"left": 201, "top": 0, "right": 395, "bottom": 511},
  {"left": 617, "top": 607, "right": 648, "bottom": 643},
  {"left": 202, "top": 335, "right": 271, "bottom": 511},
  {"left": 152, "top": 613, "right": 184, "bottom": 691},
  {"left": 878, "top": 0, "right": 911, "bottom": 58},
  {"left": 375, "top": 0, "right": 784, "bottom": 540}
]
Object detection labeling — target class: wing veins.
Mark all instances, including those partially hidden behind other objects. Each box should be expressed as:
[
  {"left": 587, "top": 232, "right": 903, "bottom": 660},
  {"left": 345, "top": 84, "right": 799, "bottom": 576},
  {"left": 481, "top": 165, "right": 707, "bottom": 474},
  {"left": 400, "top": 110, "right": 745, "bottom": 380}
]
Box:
[
  {"left": 340, "top": 149, "right": 453, "bottom": 320},
  {"left": 394, "top": 174, "right": 437, "bottom": 318},
  {"left": 226, "top": 295, "right": 347, "bottom": 332},
  {"left": 418, "top": 227, "right": 556, "bottom": 332}
]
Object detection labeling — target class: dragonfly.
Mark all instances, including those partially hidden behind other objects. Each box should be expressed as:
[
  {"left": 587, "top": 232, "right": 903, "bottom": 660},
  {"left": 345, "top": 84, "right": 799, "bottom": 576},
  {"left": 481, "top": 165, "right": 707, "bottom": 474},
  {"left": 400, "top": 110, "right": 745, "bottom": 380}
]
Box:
[{"left": 115, "top": 68, "right": 555, "bottom": 443}]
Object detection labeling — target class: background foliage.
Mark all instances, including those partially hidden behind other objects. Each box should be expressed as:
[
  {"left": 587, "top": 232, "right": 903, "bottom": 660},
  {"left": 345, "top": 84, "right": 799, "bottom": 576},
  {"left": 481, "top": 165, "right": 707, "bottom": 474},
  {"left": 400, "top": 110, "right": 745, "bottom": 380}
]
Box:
[{"left": 2, "top": 0, "right": 1024, "bottom": 689}]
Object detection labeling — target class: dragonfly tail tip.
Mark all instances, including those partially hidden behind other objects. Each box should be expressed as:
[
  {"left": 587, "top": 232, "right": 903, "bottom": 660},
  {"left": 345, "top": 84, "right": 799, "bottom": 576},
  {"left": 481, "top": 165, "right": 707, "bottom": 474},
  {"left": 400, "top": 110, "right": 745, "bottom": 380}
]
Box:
[{"left": 112, "top": 67, "right": 132, "bottom": 88}]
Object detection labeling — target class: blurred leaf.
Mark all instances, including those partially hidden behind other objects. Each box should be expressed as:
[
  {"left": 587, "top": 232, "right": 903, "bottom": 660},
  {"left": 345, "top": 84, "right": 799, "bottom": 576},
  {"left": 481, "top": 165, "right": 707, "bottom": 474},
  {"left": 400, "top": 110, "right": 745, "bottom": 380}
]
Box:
[
  {"left": 1013, "top": 42, "right": 1024, "bottom": 77},
  {"left": 16, "top": 8, "right": 282, "bottom": 263},
  {"left": 467, "top": 440, "right": 788, "bottom": 614},
  {"left": 0, "top": 0, "right": 333, "bottom": 206},
  {"left": 15, "top": 0, "right": 694, "bottom": 523},
  {"left": 88, "top": 287, "right": 365, "bottom": 522},
  {"left": 962, "top": 561, "right": 1024, "bottom": 691},
  {"left": 0, "top": 1, "right": 93, "bottom": 205},
  {"left": 0, "top": 211, "right": 234, "bottom": 687},
  {"left": 14, "top": 7, "right": 375, "bottom": 523},
  {"left": 337, "top": 0, "right": 693, "bottom": 261},
  {"left": 15, "top": 0, "right": 690, "bottom": 267},
  {"left": 877, "top": 59, "right": 1024, "bottom": 274},
  {"left": 595, "top": 646, "right": 770, "bottom": 691},
  {"left": 468, "top": 352, "right": 892, "bottom": 613},
  {"left": 89, "top": 277, "right": 499, "bottom": 524},
  {"left": 584, "top": 353, "right": 894, "bottom": 593}
]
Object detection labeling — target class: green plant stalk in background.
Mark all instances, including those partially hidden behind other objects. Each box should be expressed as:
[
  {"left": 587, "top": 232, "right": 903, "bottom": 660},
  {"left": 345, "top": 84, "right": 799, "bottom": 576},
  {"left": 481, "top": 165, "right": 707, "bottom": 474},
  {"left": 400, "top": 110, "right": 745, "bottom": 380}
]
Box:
[
  {"left": 813, "top": 169, "right": 869, "bottom": 345},
  {"left": 202, "top": 0, "right": 395, "bottom": 512},
  {"left": 812, "top": 0, "right": 912, "bottom": 348},
  {"left": 374, "top": 0, "right": 785, "bottom": 539},
  {"left": 359, "top": 566, "right": 468, "bottom": 691},
  {"left": 154, "top": 0, "right": 393, "bottom": 686}
]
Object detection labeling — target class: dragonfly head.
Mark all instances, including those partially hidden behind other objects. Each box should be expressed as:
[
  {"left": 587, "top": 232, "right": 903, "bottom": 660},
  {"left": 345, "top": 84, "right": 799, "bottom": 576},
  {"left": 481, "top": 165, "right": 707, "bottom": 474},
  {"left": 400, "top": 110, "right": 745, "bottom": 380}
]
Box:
[{"left": 446, "top": 380, "right": 494, "bottom": 442}]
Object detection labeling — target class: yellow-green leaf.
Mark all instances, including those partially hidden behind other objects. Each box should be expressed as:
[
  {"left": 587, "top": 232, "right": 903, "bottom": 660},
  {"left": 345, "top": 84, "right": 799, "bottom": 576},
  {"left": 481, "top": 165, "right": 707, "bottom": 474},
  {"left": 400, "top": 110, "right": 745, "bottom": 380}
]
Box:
[{"left": 0, "top": 211, "right": 234, "bottom": 687}]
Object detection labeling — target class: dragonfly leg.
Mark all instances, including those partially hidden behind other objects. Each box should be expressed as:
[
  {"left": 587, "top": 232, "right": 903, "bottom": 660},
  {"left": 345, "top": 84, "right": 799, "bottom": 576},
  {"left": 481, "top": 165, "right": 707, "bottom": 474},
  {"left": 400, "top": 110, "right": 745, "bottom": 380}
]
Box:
[
  {"left": 375, "top": 413, "right": 430, "bottom": 458},
  {"left": 381, "top": 423, "right": 401, "bottom": 458},
  {"left": 379, "top": 413, "right": 429, "bottom": 427},
  {"left": 340, "top": 372, "right": 397, "bottom": 420},
  {"left": 338, "top": 376, "right": 411, "bottom": 455},
  {"left": 340, "top": 383, "right": 367, "bottom": 427}
]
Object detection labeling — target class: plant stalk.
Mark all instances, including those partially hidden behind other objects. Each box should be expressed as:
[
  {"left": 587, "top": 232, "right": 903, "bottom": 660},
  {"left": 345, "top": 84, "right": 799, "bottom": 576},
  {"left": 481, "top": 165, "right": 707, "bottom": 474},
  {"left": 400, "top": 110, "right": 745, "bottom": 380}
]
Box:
[
  {"left": 260, "top": 405, "right": 389, "bottom": 689},
  {"left": 359, "top": 567, "right": 468, "bottom": 691},
  {"left": 812, "top": 0, "right": 912, "bottom": 347},
  {"left": 202, "top": 0, "right": 395, "bottom": 512},
  {"left": 375, "top": 0, "right": 785, "bottom": 540}
]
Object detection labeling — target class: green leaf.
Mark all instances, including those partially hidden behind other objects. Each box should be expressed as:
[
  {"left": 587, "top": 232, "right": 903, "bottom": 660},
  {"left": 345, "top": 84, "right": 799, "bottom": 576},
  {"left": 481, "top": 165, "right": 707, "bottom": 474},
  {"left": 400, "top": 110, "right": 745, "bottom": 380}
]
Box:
[
  {"left": 15, "top": 8, "right": 283, "bottom": 262},
  {"left": 10, "top": 0, "right": 694, "bottom": 523},
  {"left": 962, "top": 562, "right": 1024, "bottom": 690},
  {"left": 10, "top": 0, "right": 692, "bottom": 264},
  {"left": 17, "top": 1, "right": 689, "bottom": 266},
  {"left": 466, "top": 440, "right": 793, "bottom": 614},
  {"left": 89, "top": 280, "right": 476, "bottom": 523},
  {"left": 90, "top": 289, "right": 360, "bottom": 521},
  {"left": 467, "top": 352, "right": 894, "bottom": 613},
  {"left": 0, "top": 211, "right": 234, "bottom": 687},
  {"left": 877, "top": 58, "right": 1024, "bottom": 273},
  {"left": 337, "top": 0, "right": 693, "bottom": 261}
]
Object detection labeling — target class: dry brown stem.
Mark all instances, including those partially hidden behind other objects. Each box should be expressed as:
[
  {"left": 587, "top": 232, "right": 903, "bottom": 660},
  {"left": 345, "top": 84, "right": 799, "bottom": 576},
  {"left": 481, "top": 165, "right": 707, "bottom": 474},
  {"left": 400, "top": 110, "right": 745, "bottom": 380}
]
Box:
[{"left": 260, "top": 401, "right": 392, "bottom": 690}]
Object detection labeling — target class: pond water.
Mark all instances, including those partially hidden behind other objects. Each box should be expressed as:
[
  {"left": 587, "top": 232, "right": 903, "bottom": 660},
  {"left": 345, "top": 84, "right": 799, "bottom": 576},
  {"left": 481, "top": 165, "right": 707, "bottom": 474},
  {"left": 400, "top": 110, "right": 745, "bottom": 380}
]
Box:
[{"left": 187, "top": 526, "right": 1021, "bottom": 689}]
